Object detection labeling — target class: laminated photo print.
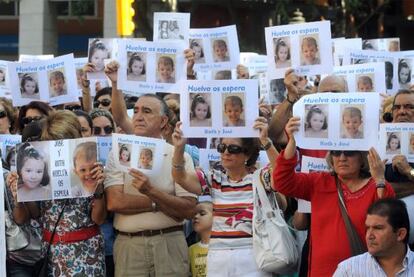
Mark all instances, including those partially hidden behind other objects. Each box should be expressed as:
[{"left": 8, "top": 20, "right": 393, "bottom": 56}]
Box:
[
  {"left": 189, "top": 25, "right": 240, "bottom": 71},
  {"left": 87, "top": 38, "right": 113, "bottom": 80},
  {"left": 116, "top": 39, "right": 186, "bottom": 94},
  {"left": 180, "top": 80, "right": 259, "bottom": 138},
  {"left": 379, "top": 123, "right": 414, "bottom": 162},
  {"left": 153, "top": 12, "right": 190, "bottom": 43},
  {"left": 363, "top": 38, "right": 400, "bottom": 52},
  {"left": 0, "top": 60, "right": 11, "bottom": 97},
  {"left": 293, "top": 93, "right": 380, "bottom": 150},
  {"left": 112, "top": 133, "right": 165, "bottom": 176},
  {"left": 265, "top": 20, "right": 333, "bottom": 78},
  {"left": 8, "top": 54, "right": 79, "bottom": 106}
]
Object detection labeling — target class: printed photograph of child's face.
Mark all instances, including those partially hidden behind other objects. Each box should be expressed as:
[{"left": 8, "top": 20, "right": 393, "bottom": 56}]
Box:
[
  {"left": 409, "top": 133, "right": 414, "bottom": 154},
  {"left": 304, "top": 104, "right": 329, "bottom": 138},
  {"left": 118, "top": 143, "right": 131, "bottom": 167},
  {"left": 356, "top": 74, "right": 374, "bottom": 93},
  {"left": 72, "top": 141, "right": 98, "bottom": 195},
  {"left": 212, "top": 37, "right": 230, "bottom": 63},
  {"left": 19, "top": 72, "right": 39, "bottom": 99},
  {"left": 300, "top": 34, "right": 321, "bottom": 66},
  {"left": 340, "top": 105, "right": 364, "bottom": 139},
  {"left": 268, "top": 78, "right": 286, "bottom": 104},
  {"left": 127, "top": 52, "right": 146, "bottom": 82},
  {"left": 273, "top": 36, "right": 291, "bottom": 68},
  {"left": 138, "top": 147, "right": 153, "bottom": 170},
  {"left": 386, "top": 132, "right": 401, "bottom": 155},
  {"left": 88, "top": 39, "right": 111, "bottom": 72},
  {"left": 222, "top": 93, "right": 245, "bottom": 127},
  {"left": 48, "top": 68, "right": 67, "bottom": 97},
  {"left": 190, "top": 39, "right": 205, "bottom": 64},
  {"left": 156, "top": 54, "right": 176, "bottom": 84}
]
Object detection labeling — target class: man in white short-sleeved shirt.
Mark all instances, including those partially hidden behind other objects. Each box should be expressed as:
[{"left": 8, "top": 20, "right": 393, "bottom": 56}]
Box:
[{"left": 104, "top": 94, "right": 197, "bottom": 277}]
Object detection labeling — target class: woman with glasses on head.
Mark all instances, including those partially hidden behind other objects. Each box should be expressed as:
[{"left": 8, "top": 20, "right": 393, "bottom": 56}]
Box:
[
  {"left": 273, "top": 117, "right": 395, "bottom": 277},
  {"left": 89, "top": 109, "right": 115, "bottom": 137},
  {"left": 93, "top": 87, "right": 112, "bottom": 112},
  {"left": 17, "top": 101, "right": 53, "bottom": 133},
  {"left": 171, "top": 118, "right": 286, "bottom": 277}
]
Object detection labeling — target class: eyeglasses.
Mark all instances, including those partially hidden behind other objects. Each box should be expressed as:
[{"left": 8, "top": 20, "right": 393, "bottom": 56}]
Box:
[
  {"left": 0, "top": 110, "right": 7, "bottom": 119},
  {"left": 93, "top": 125, "right": 113, "bottom": 135},
  {"left": 217, "top": 143, "right": 246, "bottom": 154},
  {"left": 331, "top": 150, "right": 359, "bottom": 157},
  {"left": 93, "top": 99, "right": 111, "bottom": 108},
  {"left": 22, "top": 116, "right": 43, "bottom": 126},
  {"left": 392, "top": 104, "right": 414, "bottom": 111},
  {"left": 64, "top": 105, "right": 82, "bottom": 111}
]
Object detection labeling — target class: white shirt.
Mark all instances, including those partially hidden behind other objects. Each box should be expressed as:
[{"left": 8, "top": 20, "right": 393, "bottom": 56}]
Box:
[{"left": 333, "top": 248, "right": 414, "bottom": 277}]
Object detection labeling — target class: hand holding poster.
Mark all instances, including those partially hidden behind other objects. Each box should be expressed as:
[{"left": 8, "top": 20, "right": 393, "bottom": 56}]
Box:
[
  {"left": 116, "top": 39, "right": 186, "bottom": 94},
  {"left": 293, "top": 93, "right": 380, "bottom": 150},
  {"left": 265, "top": 21, "right": 333, "bottom": 78},
  {"left": 153, "top": 12, "right": 190, "bottom": 43},
  {"left": 189, "top": 25, "right": 240, "bottom": 71},
  {"left": 379, "top": 123, "right": 414, "bottom": 162},
  {"left": 112, "top": 134, "right": 165, "bottom": 175},
  {"left": 87, "top": 38, "right": 113, "bottom": 80},
  {"left": 180, "top": 80, "right": 259, "bottom": 138}
]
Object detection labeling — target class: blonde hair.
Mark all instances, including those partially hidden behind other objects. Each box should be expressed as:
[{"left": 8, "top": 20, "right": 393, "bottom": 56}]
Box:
[
  {"left": 73, "top": 141, "right": 97, "bottom": 168},
  {"left": 41, "top": 110, "right": 81, "bottom": 140}
]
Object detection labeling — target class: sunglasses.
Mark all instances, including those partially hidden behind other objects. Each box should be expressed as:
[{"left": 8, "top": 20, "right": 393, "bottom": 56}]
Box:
[
  {"left": 64, "top": 105, "right": 82, "bottom": 111},
  {"left": 93, "top": 99, "right": 111, "bottom": 108},
  {"left": 93, "top": 125, "right": 113, "bottom": 135},
  {"left": 22, "top": 116, "right": 43, "bottom": 126},
  {"left": 0, "top": 110, "right": 7, "bottom": 119},
  {"left": 331, "top": 150, "right": 359, "bottom": 157},
  {"left": 217, "top": 143, "right": 246, "bottom": 154}
]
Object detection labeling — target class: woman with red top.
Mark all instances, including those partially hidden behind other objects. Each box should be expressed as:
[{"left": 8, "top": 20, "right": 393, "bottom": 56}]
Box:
[{"left": 273, "top": 117, "right": 395, "bottom": 277}]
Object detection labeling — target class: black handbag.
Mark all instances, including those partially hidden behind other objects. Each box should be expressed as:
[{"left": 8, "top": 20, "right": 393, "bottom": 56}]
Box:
[{"left": 32, "top": 203, "right": 66, "bottom": 277}]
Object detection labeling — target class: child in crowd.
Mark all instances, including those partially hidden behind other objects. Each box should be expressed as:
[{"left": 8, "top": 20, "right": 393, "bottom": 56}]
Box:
[
  {"left": 138, "top": 148, "right": 153, "bottom": 169},
  {"left": 212, "top": 39, "right": 230, "bottom": 62},
  {"left": 190, "top": 94, "right": 212, "bottom": 127},
  {"left": 189, "top": 199, "right": 213, "bottom": 277},
  {"left": 398, "top": 59, "right": 411, "bottom": 89},
  {"left": 190, "top": 39, "right": 205, "bottom": 63},
  {"left": 341, "top": 106, "right": 364, "bottom": 139},
  {"left": 157, "top": 56, "right": 175, "bottom": 83},
  {"left": 119, "top": 144, "right": 131, "bottom": 166},
  {"left": 301, "top": 36, "right": 320, "bottom": 65},
  {"left": 274, "top": 38, "right": 291, "bottom": 68},
  {"left": 72, "top": 141, "right": 99, "bottom": 196},
  {"left": 304, "top": 105, "right": 328, "bottom": 138},
  {"left": 223, "top": 95, "right": 245, "bottom": 127},
  {"left": 49, "top": 70, "right": 67, "bottom": 97},
  {"left": 0, "top": 66, "right": 5, "bottom": 84},
  {"left": 127, "top": 53, "right": 146, "bottom": 81},
  {"left": 357, "top": 75, "right": 374, "bottom": 92},
  {"left": 20, "top": 73, "right": 40, "bottom": 99},
  {"left": 17, "top": 142, "right": 51, "bottom": 202},
  {"left": 88, "top": 39, "right": 109, "bottom": 72},
  {"left": 386, "top": 132, "right": 401, "bottom": 155}
]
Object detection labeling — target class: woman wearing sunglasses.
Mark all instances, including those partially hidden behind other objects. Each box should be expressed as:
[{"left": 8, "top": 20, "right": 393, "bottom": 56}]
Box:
[
  {"left": 0, "top": 97, "right": 17, "bottom": 134},
  {"left": 273, "top": 117, "right": 396, "bottom": 277},
  {"left": 90, "top": 108, "right": 115, "bottom": 137},
  {"left": 93, "top": 87, "right": 112, "bottom": 112},
  {"left": 17, "top": 101, "right": 53, "bottom": 133},
  {"left": 171, "top": 118, "right": 284, "bottom": 277}
]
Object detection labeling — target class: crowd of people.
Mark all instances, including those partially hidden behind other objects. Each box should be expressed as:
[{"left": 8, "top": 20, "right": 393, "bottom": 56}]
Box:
[{"left": 2, "top": 19, "right": 414, "bottom": 277}]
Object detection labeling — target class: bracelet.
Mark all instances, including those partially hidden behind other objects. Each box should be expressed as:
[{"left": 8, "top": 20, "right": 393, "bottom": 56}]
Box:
[
  {"left": 376, "top": 182, "right": 386, "bottom": 189},
  {"left": 172, "top": 162, "right": 185, "bottom": 171},
  {"left": 260, "top": 138, "right": 273, "bottom": 151},
  {"left": 286, "top": 96, "right": 296, "bottom": 105}
]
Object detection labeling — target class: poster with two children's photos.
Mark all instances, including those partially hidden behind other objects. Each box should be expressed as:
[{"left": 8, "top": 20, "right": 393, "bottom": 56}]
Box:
[
  {"left": 16, "top": 137, "right": 99, "bottom": 202},
  {"left": 112, "top": 133, "right": 165, "bottom": 175},
  {"left": 153, "top": 12, "right": 190, "bottom": 43},
  {"left": 189, "top": 25, "right": 240, "bottom": 71},
  {"left": 293, "top": 93, "right": 380, "bottom": 151},
  {"left": 0, "top": 60, "right": 10, "bottom": 97},
  {"left": 8, "top": 54, "right": 79, "bottom": 107},
  {"left": 362, "top": 38, "right": 400, "bottom": 52},
  {"left": 180, "top": 80, "right": 259, "bottom": 138},
  {"left": 265, "top": 20, "right": 333, "bottom": 79},
  {"left": 379, "top": 123, "right": 414, "bottom": 162},
  {"left": 116, "top": 39, "right": 186, "bottom": 94}
]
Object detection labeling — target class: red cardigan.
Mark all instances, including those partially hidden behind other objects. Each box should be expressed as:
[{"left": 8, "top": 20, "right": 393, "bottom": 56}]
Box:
[{"left": 273, "top": 151, "right": 395, "bottom": 277}]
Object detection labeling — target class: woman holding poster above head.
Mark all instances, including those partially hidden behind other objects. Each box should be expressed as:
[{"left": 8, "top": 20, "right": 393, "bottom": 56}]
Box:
[
  {"left": 171, "top": 118, "right": 287, "bottom": 277},
  {"left": 273, "top": 116, "right": 395, "bottom": 277},
  {"left": 7, "top": 110, "right": 107, "bottom": 277}
]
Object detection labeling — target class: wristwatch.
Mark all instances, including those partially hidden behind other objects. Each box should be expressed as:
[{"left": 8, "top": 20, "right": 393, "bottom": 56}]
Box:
[
  {"left": 260, "top": 138, "right": 273, "bottom": 151},
  {"left": 376, "top": 182, "right": 386, "bottom": 189},
  {"left": 93, "top": 184, "right": 104, "bottom": 199}
]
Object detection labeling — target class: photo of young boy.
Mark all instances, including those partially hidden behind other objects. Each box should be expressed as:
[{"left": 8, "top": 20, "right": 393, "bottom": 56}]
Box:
[
  {"left": 356, "top": 74, "right": 374, "bottom": 92},
  {"left": 19, "top": 73, "right": 40, "bottom": 99},
  {"left": 222, "top": 93, "right": 245, "bottom": 127},
  {"left": 156, "top": 54, "right": 176, "bottom": 83},
  {"left": 211, "top": 38, "right": 230, "bottom": 62},
  {"left": 48, "top": 68, "right": 67, "bottom": 97},
  {"left": 137, "top": 147, "right": 153, "bottom": 170},
  {"left": 300, "top": 34, "right": 321, "bottom": 66},
  {"left": 340, "top": 105, "right": 364, "bottom": 139},
  {"left": 71, "top": 141, "right": 99, "bottom": 197}
]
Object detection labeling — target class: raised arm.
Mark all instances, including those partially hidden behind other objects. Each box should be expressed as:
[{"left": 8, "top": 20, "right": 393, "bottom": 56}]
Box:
[
  {"left": 104, "top": 61, "right": 134, "bottom": 134},
  {"left": 253, "top": 116, "right": 279, "bottom": 170},
  {"left": 89, "top": 163, "right": 107, "bottom": 225},
  {"left": 80, "top": 63, "right": 93, "bottom": 112}
]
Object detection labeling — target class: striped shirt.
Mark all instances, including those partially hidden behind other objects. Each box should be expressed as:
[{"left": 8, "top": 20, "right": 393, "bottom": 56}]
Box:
[
  {"left": 209, "top": 167, "right": 270, "bottom": 250},
  {"left": 333, "top": 248, "right": 414, "bottom": 277}
]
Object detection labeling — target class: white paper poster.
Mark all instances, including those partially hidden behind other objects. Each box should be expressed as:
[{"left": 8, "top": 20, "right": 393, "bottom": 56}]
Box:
[
  {"left": 116, "top": 39, "right": 186, "bottom": 94},
  {"left": 180, "top": 80, "right": 259, "bottom": 138},
  {"left": 0, "top": 60, "right": 11, "bottom": 97},
  {"left": 265, "top": 20, "right": 333, "bottom": 78},
  {"left": 97, "top": 136, "right": 112, "bottom": 166},
  {"left": 87, "top": 38, "right": 114, "bottom": 79},
  {"left": 333, "top": 38, "right": 362, "bottom": 66},
  {"left": 199, "top": 148, "right": 221, "bottom": 174},
  {"left": 153, "top": 12, "right": 190, "bottom": 43},
  {"left": 363, "top": 38, "right": 400, "bottom": 52},
  {"left": 19, "top": 54, "right": 54, "bottom": 62},
  {"left": 379, "top": 123, "right": 414, "bottom": 162},
  {"left": 293, "top": 93, "right": 380, "bottom": 150},
  {"left": 112, "top": 133, "right": 165, "bottom": 175},
  {"left": 0, "top": 161, "right": 5, "bottom": 277},
  {"left": 8, "top": 54, "right": 79, "bottom": 106},
  {"left": 0, "top": 134, "right": 21, "bottom": 170},
  {"left": 189, "top": 25, "right": 240, "bottom": 71},
  {"left": 74, "top": 57, "right": 88, "bottom": 96}
]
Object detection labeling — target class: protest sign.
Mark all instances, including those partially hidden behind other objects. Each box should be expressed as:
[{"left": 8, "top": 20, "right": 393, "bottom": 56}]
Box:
[
  {"left": 265, "top": 20, "right": 333, "bottom": 78},
  {"left": 199, "top": 148, "right": 221, "bottom": 174},
  {"left": 379, "top": 123, "right": 414, "bottom": 162},
  {"left": 0, "top": 134, "right": 21, "bottom": 171},
  {"left": 153, "top": 12, "right": 190, "bottom": 43},
  {"left": 293, "top": 93, "right": 380, "bottom": 150},
  {"left": 363, "top": 38, "right": 400, "bottom": 52},
  {"left": 87, "top": 38, "right": 114, "bottom": 79},
  {"left": 112, "top": 133, "right": 165, "bottom": 175},
  {"left": 116, "top": 39, "right": 186, "bottom": 94},
  {"left": 189, "top": 25, "right": 240, "bottom": 71},
  {"left": 19, "top": 54, "right": 54, "bottom": 62},
  {"left": 16, "top": 137, "right": 98, "bottom": 202},
  {"left": 97, "top": 136, "right": 112, "bottom": 165},
  {"left": 74, "top": 57, "right": 88, "bottom": 96},
  {"left": 8, "top": 54, "right": 79, "bottom": 106},
  {"left": 394, "top": 51, "right": 414, "bottom": 92},
  {"left": 0, "top": 60, "right": 10, "bottom": 97},
  {"left": 180, "top": 80, "right": 259, "bottom": 138},
  {"left": 333, "top": 38, "right": 362, "bottom": 66},
  {"left": 0, "top": 161, "right": 5, "bottom": 277}
]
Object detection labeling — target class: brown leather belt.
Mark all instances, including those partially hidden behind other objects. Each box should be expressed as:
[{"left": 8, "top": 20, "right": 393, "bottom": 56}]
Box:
[{"left": 116, "top": 225, "right": 183, "bottom": 237}]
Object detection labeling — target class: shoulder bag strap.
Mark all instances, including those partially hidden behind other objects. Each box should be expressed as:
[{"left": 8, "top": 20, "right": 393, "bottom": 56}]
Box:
[
  {"left": 44, "top": 201, "right": 67, "bottom": 257},
  {"left": 335, "top": 176, "right": 367, "bottom": 256}
]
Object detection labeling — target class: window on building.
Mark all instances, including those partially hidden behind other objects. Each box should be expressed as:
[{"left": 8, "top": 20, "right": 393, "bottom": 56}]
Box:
[
  {"left": 56, "top": 0, "right": 97, "bottom": 17},
  {"left": 0, "top": 0, "right": 18, "bottom": 16}
]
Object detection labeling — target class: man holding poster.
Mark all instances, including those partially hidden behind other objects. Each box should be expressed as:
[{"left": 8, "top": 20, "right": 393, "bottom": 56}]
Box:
[{"left": 104, "top": 62, "right": 197, "bottom": 276}]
